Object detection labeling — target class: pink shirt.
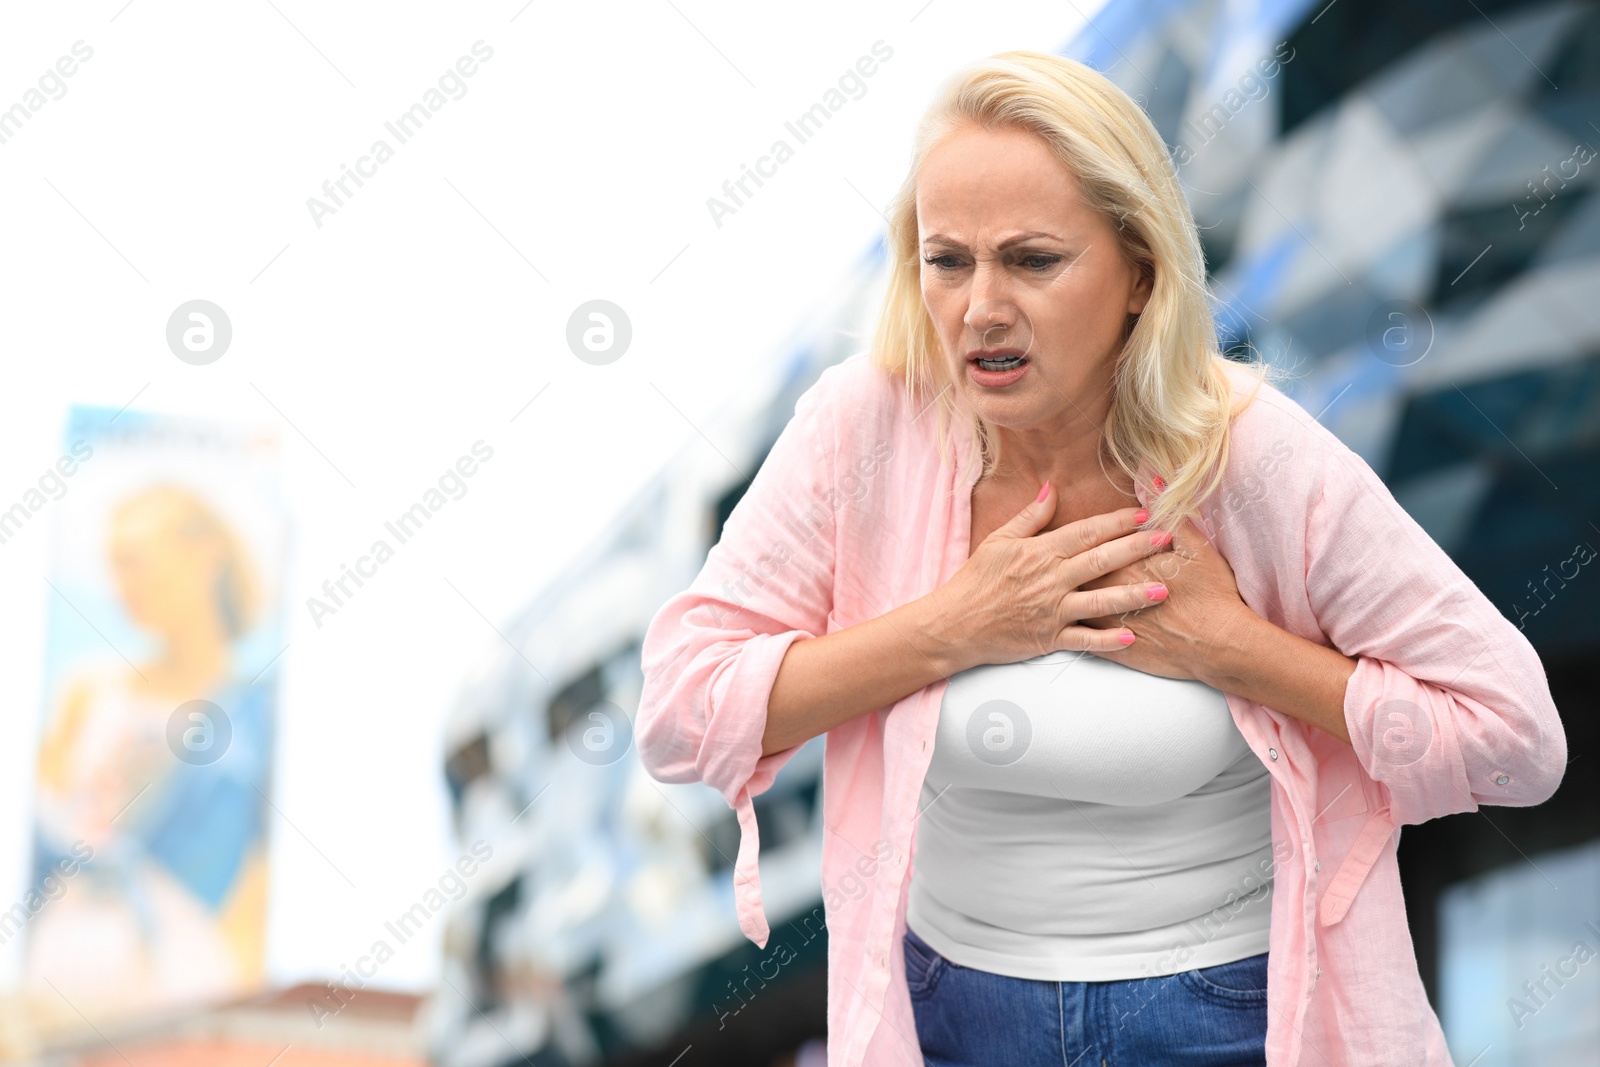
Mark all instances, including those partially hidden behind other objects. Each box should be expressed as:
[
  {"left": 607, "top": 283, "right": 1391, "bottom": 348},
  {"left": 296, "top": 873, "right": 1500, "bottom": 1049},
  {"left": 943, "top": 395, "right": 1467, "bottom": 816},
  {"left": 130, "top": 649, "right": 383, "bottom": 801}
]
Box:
[{"left": 636, "top": 351, "right": 1567, "bottom": 1067}]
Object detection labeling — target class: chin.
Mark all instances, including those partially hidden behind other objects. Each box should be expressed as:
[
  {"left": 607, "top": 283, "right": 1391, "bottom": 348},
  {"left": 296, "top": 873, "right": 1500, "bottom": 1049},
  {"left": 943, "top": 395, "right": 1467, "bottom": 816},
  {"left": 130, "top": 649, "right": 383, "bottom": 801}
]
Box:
[{"left": 966, "top": 391, "right": 1039, "bottom": 425}]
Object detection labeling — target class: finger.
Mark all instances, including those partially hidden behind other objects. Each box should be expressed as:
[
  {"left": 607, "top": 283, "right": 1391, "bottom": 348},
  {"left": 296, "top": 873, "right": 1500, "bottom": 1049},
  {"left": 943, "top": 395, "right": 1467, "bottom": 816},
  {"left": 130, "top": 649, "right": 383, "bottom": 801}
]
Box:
[
  {"left": 1041, "top": 505, "right": 1152, "bottom": 559},
  {"left": 1062, "top": 526, "right": 1173, "bottom": 587},
  {"left": 1054, "top": 624, "right": 1137, "bottom": 653},
  {"left": 1063, "top": 581, "right": 1168, "bottom": 623},
  {"left": 986, "top": 480, "right": 1058, "bottom": 543},
  {"left": 1080, "top": 554, "right": 1157, "bottom": 589}
]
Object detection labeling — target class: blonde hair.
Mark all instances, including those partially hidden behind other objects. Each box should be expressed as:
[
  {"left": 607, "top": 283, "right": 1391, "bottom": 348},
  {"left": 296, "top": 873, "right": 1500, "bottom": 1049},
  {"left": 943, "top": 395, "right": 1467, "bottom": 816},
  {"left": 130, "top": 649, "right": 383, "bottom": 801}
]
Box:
[{"left": 871, "top": 50, "right": 1275, "bottom": 532}]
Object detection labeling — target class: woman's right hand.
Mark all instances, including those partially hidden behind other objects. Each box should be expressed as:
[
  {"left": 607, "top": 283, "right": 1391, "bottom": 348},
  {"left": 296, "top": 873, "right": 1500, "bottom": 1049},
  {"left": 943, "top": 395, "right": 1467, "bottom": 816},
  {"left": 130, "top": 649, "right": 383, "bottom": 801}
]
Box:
[{"left": 924, "top": 480, "right": 1172, "bottom": 673}]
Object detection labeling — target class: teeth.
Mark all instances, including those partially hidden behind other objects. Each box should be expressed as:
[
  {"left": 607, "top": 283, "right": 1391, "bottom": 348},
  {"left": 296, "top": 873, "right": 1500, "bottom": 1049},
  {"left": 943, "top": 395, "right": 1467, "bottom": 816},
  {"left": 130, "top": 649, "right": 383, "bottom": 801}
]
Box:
[{"left": 976, "top": 356, "right": 1025, "bottom": 370}]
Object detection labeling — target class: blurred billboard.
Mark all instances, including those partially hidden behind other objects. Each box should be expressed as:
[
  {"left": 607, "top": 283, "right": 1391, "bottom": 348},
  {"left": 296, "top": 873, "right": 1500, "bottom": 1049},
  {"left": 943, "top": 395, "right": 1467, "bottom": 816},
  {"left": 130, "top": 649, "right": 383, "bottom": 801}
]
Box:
[{"left": 16, "top": 408, "right": 287, "bottom": 1040}]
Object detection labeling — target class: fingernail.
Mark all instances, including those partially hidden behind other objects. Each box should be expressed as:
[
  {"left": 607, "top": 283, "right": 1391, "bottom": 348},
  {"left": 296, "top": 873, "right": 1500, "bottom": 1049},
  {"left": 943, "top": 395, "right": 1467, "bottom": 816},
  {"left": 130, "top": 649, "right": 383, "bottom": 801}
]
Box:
[
  {"left": 1146, "top": 583, "right": 1168, "bottom": 600},
  {"left": 1118, "top": 631, "right": 1136, "bottom": 645},
  {"left": 1036, "top": 481, "right": 1050, "bottom": 503},
  {"left": 1133, "top": 508, "right": 1150, "bottom": 524},
  {"left": 1151, "top": 530, "right": 1173, "bottom": 547},
  {"left": 1153, "top": 475, "right": 1166, "bottom": 491}
]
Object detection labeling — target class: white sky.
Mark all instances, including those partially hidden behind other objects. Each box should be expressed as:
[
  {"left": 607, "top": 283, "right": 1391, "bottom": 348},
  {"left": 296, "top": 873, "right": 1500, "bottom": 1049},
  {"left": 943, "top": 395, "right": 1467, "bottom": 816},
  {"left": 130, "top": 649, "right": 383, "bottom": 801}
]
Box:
[{"left": 0, "top": 0, "right": 1104, "bottom": 993}]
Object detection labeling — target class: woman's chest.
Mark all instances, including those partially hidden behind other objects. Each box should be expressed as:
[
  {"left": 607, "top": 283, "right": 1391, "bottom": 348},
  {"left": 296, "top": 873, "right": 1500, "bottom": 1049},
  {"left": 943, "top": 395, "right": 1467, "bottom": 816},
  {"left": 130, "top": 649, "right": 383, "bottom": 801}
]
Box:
[
  {"left": 927, "top": 650, "right": 1254, "bottom": 805},
  {"left": 968, "top": 478, "right": 1141, "bottom": 557}
]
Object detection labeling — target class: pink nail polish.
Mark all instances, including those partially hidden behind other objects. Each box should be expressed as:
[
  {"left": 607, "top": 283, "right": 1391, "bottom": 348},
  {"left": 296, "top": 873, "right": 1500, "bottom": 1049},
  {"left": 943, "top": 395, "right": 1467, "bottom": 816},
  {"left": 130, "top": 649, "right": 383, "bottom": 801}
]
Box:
[
  {"left": 1147, "top": 583, "right": 1168, "bottom": 600},
  {"left": 1133, "top": 508, "right": 1150, "bottom": 525},
  {"left": 1036, "top": 481, "right": 1050, "bottom": 503},
  {"left": 1153, "top": 475, "right": 1166, "bottom": 491},
  {"left": 1151, "top": 530, "right": 1172, "bottom": 547},
  {"left": 1118, "top": 631, "right": 1136, "bottom": 645}
]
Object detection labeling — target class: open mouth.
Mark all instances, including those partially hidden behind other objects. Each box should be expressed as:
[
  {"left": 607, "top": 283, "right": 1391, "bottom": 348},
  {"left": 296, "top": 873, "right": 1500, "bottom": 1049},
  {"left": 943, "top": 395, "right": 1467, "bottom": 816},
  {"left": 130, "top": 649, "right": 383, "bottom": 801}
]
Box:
[{"left": 969, "top": 349, "right": 1028, "bottom": 371}]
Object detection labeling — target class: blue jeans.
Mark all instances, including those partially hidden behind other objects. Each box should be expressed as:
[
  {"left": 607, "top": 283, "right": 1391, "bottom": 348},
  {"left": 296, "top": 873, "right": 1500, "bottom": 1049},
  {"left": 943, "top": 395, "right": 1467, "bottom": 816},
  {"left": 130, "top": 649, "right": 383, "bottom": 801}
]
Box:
[{"left": 904, "top": 923, "right": 1268, "bottom": 1066}]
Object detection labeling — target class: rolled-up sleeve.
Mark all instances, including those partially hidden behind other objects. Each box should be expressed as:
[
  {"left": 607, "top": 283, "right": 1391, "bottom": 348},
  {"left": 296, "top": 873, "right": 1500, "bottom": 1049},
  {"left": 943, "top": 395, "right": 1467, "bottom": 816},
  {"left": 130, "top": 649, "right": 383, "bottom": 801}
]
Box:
[
  {"left": 635, "top": 370, "right": 839, "bottom": 943},
  {"left": 1304, "top": 441, "right": 1567, "bottom": 827}
]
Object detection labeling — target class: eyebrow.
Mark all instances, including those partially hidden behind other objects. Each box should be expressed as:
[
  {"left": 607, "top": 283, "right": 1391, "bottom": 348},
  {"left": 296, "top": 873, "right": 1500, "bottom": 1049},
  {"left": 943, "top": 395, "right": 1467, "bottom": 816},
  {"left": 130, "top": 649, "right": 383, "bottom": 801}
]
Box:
[{"left": 921, "top": 231, "right": 1065, "bottom": 250}]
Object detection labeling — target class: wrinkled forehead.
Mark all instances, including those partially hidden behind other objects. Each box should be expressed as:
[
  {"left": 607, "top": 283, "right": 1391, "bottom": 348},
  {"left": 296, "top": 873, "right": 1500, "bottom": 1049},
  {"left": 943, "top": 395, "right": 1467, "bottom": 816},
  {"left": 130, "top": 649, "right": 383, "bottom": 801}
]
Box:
[{"left": 914, "top": 124, "right": 1096, "bottom": 248}]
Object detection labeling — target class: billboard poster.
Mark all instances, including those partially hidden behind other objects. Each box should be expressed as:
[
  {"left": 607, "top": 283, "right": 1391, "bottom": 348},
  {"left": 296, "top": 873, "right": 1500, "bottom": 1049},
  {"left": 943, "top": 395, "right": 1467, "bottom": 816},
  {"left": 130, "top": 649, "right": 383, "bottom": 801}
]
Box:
[{"left": 17, "top": 406, "right": 287, "bottom": 1024}]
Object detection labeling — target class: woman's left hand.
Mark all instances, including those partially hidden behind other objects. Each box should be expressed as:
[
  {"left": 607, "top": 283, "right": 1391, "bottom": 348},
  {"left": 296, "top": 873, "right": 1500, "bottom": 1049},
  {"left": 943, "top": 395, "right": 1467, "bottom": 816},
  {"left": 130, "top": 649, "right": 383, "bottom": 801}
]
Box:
[{"left": 1079, "top": 519, "right": 1257, "bottom": 681}]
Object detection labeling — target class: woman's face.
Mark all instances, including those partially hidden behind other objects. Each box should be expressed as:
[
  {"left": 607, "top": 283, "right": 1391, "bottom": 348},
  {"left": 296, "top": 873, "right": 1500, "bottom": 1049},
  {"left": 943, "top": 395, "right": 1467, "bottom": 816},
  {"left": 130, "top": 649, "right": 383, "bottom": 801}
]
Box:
[
  {"left": 109, "top": 495, "right": 223, "bottom": 635},
  {"left": 916, "top": 122, "right": 1151, "bottom": 436}
]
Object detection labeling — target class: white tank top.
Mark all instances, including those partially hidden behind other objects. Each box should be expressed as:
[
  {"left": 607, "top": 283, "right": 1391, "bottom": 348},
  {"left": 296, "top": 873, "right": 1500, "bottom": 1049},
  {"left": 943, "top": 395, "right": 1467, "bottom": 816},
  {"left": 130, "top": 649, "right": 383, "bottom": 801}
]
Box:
[{"left": 905, "top": 649, "right": 1275, "bottom": 982}]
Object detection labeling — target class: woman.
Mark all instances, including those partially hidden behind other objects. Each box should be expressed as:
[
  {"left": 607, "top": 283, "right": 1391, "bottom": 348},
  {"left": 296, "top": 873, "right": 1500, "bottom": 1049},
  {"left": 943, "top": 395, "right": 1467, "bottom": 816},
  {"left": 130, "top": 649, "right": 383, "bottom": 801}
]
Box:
[{"left": 636, "top": 52, "right": 1565, "bottom": 1067}]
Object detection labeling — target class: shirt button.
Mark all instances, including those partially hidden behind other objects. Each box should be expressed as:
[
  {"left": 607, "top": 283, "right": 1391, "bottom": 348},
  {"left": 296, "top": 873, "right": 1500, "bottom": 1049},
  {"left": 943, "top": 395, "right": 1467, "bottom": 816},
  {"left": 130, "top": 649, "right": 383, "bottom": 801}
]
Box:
[
  {"left": 1314, "top": 861, "right": 1320, "bottom": 872},
  {"left": 1268, "top": 748, "right": 1278, "bottom": 760},
  {"left": 1495, "top": 773, "right": 1511, "bottom": 785}
]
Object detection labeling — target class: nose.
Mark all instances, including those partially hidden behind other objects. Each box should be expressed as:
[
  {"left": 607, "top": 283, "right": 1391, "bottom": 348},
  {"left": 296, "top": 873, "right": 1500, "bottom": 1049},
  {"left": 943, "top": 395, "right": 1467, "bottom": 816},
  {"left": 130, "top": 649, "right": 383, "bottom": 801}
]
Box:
[{"left": 963, "top": 265, "right": 1015, "bottom": 348}]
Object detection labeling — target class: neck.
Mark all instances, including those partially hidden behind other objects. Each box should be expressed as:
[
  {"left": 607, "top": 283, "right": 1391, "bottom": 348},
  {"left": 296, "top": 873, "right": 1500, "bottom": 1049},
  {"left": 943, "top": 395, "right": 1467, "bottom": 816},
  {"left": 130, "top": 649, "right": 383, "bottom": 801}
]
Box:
[{"left": 986, "top": 374, "right": 1120, "bottom": 494}]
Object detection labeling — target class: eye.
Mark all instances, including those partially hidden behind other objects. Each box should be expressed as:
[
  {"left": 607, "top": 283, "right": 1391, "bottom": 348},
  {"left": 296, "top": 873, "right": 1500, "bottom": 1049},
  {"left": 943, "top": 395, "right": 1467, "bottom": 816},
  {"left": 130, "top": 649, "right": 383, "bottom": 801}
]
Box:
[
  {"left": 1017, "top": 253, "right": 1061, "bottom": 271},
  {"left": 922, "top": 254, "right": 964, "bottom": 272}
]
